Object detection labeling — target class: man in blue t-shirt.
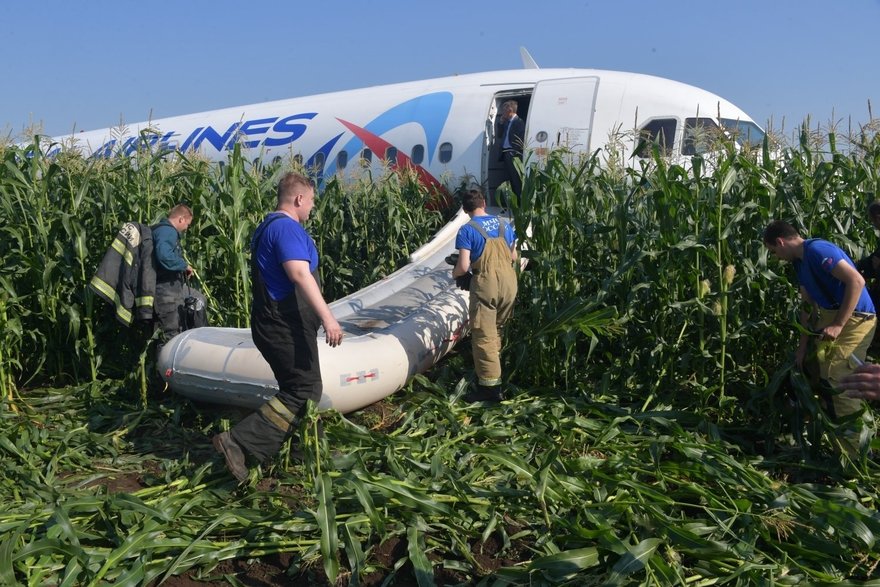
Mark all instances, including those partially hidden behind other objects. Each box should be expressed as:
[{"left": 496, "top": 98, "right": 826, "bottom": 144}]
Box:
[
  {"left": 763, "top": 220, "right": 876, "bottom": 454},
  {"left": 452, "top": 189, "right": 518, "bottom": 401},
  {"left": 212, "top": 172, "right": 343, "bottom": 482}
]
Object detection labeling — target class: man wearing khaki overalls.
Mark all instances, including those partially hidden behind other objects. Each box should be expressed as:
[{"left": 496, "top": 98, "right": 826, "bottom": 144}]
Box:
[
  {"left": 453, "top": 189, "right": 518, "bottom": 401},
  {"left": 763, "top": 220, "right": 876, "bottom": 455}
]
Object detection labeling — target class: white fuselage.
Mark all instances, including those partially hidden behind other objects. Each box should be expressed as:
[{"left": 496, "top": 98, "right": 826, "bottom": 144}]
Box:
[{"left": 51, "top": 68, "right": 763, "bottom": 191}]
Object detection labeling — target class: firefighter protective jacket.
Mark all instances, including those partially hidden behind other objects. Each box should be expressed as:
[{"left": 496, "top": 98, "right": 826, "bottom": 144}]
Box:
[{"left": 89, "top": 222, "right": 156, "bottom": 326}]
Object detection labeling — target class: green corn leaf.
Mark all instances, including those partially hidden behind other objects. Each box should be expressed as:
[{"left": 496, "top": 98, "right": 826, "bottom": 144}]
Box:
[
  {"left": 316, "top": 472, "right": 339, "bottom": 582},
  {"left": 341, "top": 521, "right": 366, "bottom": 585},
  {"left": 347, "top": 473, "right": 385, "bottom": 535},
  {"left": 406, "top": 523, "right": 435, "bottom": 587},
  {"left": 528, "top": 546, "right": 600, "bottom": 579},
  {"left": 360, "top": 474, "right": 452, "bottom": 516},
  {"left": 607, "top": 537, "right": 662, "bottom": 581}
]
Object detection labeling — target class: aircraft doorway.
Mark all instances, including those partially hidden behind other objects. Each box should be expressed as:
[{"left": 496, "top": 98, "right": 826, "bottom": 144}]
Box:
[
  {"left": 484, "top": 78, "right": 598, "bottom": 206},
  {"left": 486, "top": 92, "right": 532, "bottom": 206}
]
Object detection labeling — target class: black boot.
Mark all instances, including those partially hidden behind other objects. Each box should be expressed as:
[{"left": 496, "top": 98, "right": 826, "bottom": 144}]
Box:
[
  {"left": 466, "top": 384, "right": 504, "bottom": 403},
  {"left": 212, "top": 431, "right": 249, "bottom": 482}
]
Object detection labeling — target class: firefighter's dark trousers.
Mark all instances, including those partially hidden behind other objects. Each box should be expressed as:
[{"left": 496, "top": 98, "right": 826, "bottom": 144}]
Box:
[{"left": 231, "top": 283, "right": 322, "bottom": 463}]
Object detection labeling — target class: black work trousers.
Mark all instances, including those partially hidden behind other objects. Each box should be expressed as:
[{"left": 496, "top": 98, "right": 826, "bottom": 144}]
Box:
[
  {"left": 230, "top": 278, "right": 323, "bottom": 463},
  {"left": 502, "top": 150, "right": 523, "bottom": 197},
  {"left": 155, "top": 275, "right": 205, "bottom": 348}
]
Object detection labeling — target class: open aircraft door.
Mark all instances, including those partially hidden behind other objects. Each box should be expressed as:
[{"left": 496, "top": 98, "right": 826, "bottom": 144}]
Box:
[{"left": 525, "top": 77, "right": 599, "bottom": 165}]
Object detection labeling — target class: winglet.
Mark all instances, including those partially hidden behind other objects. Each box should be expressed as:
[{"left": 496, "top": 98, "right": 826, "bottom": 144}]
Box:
[{"left": 520, "top": 47, "right": 539, "bottom": 69}]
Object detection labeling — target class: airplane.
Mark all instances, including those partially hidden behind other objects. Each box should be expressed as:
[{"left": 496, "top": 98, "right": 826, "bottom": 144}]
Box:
[{"left": 47, "top": 50, "right": 765, "bottom": 196}]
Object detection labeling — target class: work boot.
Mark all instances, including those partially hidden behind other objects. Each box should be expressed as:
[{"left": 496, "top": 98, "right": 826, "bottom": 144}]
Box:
[
  {"left": 466, "top": 384, "right": 504, "bottom": 403},
  {"left": 212, "top": 431, "right": 248, "bottom": 482}
]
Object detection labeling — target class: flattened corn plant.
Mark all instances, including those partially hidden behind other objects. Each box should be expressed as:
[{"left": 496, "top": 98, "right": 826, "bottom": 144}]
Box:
[
  {"left": 2, "top": 125, "right": 880, "bottom": 584},
  {"left": 1, "top": 377, "right": 879, "bottom": 585}
]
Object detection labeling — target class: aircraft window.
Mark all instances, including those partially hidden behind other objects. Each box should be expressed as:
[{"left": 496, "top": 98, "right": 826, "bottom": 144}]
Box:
[
  {"left": 637, "top": 118, "right": 677, "bottom": 157},
  {"left": 385, "top": 146, "right": 398, "bottom": 163},
  {"left": 312, "top": 152, "right": 326, "bottom": 172},
  {"left": 337, "top": 150, "right": 348, "bottom": 169},
  {"left": 682, "top": 118, "right": 720, "bottom": 156},
  {"left": 439, "top": 142, "right": 453, "bottom": 164},
  {"left": 411, "top": 144, "right": 425, "bottom": 164},
  {"left": 361, "top": 148, "right": 372, "bottom": 165},
  {"left": 719, "top": 118, "right": 766, "bottom": 150}
]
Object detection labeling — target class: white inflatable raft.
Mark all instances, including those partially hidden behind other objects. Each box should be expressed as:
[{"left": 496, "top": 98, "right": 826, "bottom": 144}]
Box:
[{"left": 157, "top": 210, "right": 473, "bottom": 413}]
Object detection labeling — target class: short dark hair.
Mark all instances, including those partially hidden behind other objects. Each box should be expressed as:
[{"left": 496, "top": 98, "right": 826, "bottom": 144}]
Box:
[
  {"left": 460, "top": 188, "right": 486, "bottom": 213},
  {"left": 762, "top": 220, "right": 800, "bottom": 244},
  {"left": 868, "top": 200, "right": 880, "bottom": 217}
]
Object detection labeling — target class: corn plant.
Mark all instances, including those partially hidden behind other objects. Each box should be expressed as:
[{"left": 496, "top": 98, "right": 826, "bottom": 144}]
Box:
[{"left": 2, "top": 123, "right": 880, "bottom": 584}]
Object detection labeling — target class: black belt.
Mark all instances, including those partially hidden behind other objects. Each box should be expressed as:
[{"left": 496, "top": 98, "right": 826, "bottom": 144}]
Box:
[{"left": 852, "top": 311, "right": 875, "bottom": 320}]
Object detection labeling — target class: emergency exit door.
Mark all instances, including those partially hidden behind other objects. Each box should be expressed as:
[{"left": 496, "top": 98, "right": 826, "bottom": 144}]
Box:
[{"left": 525, "top": 77, "right": 599, "bottom": 161}]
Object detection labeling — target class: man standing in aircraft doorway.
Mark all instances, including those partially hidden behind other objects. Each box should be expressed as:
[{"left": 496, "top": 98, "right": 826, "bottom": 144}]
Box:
[{"left": 496, "top": 100, "right": 525, "bottom": 199}]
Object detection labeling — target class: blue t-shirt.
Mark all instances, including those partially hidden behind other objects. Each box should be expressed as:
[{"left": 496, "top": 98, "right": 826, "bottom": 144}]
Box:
[
  {"left": 455, "top": 215, "right": 516, "bottom": 262},
  {"left": 252, "top": 213, "right": 318, "bottom": 301},
  {"left": 795, "top": 238, "right": 875, "bottom": 313}
]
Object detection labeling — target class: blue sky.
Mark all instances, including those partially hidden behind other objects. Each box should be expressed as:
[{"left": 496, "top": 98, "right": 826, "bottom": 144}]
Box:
[{"left": 3, "top": 0, "right": 878, "bottom": 140}]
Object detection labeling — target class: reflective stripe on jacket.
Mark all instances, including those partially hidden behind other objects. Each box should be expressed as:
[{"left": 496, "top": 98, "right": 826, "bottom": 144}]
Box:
[{"left": 89, "top": 222, "right": 156, "bottom": 325}]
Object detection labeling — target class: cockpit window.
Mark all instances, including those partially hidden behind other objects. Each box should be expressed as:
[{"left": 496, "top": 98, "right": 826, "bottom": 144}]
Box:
[
  {"left": 637, "top": 118, "right": 677, "bottom": 157},
  {"left": 682, "top": 118, "right": 720, "bottom": 156},
  {"left": 719, "top": 118, "right": 765, "bottom": 149},
  {"left": 682, "top": 117, "right": 766, "bottom": 156}
]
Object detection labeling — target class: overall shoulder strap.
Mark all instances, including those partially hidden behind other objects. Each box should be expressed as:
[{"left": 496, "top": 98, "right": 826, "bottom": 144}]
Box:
[{"left": 468, "top": 220, "right": 490, "bottom": 240}]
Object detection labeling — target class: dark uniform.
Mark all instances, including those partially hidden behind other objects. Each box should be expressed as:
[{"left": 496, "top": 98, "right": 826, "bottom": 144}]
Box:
[
  {"left": 228, "top": 213, "right": 323, "bottom": 462},
  {"left": 497, "top": 113, "right": 525, "bottom": 197},
  {"left": 152, "top": 218, "right": 205, "bottom": 342}
]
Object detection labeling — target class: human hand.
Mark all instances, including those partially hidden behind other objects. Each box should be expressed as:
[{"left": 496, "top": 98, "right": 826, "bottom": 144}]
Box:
[
  {"left": 323, "top": 317, "right": 343, "bottom": 347},
  {"left": 185, "top": 265, "right": 195, "bottom": 278},
  {"left": 840, "top": 363, "right": 880, "bottom": 401},
  {"left": 455, "top": 273, "right": 472, "bottom": 291},
  {"left": 820, "top": 324, "right": 843, "bottom": 341}
]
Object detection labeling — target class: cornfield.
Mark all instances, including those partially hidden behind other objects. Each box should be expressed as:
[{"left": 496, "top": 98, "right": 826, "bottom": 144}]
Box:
[{"left": 1, "top": 124, "right": 880, "bottom": 585}]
